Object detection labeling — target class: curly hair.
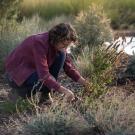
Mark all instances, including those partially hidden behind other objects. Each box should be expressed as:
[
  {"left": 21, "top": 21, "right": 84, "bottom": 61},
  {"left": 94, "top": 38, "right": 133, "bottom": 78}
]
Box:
[{"left": 48, "top": 23, "right": 78, "bottom": 46}]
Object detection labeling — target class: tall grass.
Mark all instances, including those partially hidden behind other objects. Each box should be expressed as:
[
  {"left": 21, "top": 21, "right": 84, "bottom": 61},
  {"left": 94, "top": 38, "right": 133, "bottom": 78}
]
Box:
[
  {"left": 21, "top": 0, "right": 135, "bottom": 29},
  {"left": 21, "top": 0, "right": 91, "bottom": 19},
  {"left": 89, "top": 90, "right": 135, "bottom": 135},
  {"left": 91, "top": 0, "right": 135, "bottom": 29},
  {"left": 20, "top": 101, "right": 90, "bottom": 135},
  {"left": 73, "top": 4, "right": 113, "bottom": 55}
]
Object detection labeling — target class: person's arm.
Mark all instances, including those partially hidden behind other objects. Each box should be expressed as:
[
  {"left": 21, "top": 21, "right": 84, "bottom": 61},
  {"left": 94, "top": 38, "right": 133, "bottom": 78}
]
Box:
[
  {"left": 33, "top": 42, "right": 75, "bottom": 101},
  {"left": 77, "top": 76, "right": 86, "bottom": 85},
  {"left": 64, "top": 53, "right": 85, "bottom": 81},
  {"left": 32, "top": 42, "right": 60, "bottom": 91},
  {"left": 63, "top": 53, "right": 81, "bottom": 81},
  {"left": 64, "top": 53, "right": 89, "bottom": 87},
  {"left": 58, "top": 86, "right": 75, "bottom": 102}
]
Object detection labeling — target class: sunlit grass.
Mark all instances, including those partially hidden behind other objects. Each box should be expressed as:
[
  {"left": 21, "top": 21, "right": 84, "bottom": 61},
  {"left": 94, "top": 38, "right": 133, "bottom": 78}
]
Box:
[
  {"left": 21, "top": 0, "right": 91, "bottom": 19},
  {"left": 21, "top": 0, "right": 135, "bottom": 29}
]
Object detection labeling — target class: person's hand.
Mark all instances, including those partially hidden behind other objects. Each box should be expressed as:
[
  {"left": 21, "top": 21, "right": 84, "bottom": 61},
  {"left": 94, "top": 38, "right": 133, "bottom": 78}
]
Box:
[
  {"left": 78, "top": 77, "right": 93, "bottom": 94},
  {"left": 78, "top": 76, "right": 90, "bottom": 86},
  {"left": 58, "top": 86, "right": 75, "bottom": 102}
]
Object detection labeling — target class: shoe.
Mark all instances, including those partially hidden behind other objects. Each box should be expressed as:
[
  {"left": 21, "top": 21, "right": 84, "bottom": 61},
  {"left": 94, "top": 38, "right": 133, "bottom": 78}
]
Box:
[
  {"left": 8, "top": 88, "right": 19, "bottom": 103},
  {"left": 39, "top": 92, "right": 53, "bottom": 106}
]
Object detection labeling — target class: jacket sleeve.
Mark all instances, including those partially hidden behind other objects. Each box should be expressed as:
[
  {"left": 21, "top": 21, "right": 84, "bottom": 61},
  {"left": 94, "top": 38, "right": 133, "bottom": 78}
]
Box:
[
  {"left": 32, "top": 41, "right": 61, "bottom": 91},
  {"left": 63, "top": 53, "right": 81, "bottom": 82}
]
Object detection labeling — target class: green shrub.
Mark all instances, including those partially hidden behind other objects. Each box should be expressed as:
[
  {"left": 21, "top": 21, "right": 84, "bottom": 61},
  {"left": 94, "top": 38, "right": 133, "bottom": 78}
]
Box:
[
  {"left": 76, "top": 42, "right": 122, "bottom": 101},
  {"left": 0, "top": 19, "right": 19, "bottom": 72},
  {"left": 122, "top": 54, "right": 135, "bottom": 78},
  {"left": 0, "top": 0, "right": 22, "bottom": 19},
  {"left": 98, "top": 0, "right": 135, "bottom": 29},
  {"left": 72, "top": 4, "right": 113, "bottom": 55},
  {"left": 0, "top": 0, "right": 22, "bottom": 71},
  {"left": 0, "top": 98, "right": 32, "bottom": 113}
]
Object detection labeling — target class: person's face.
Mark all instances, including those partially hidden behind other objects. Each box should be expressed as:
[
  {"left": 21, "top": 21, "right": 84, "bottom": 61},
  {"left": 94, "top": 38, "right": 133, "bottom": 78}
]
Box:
[{"left": 55, "top": 40, "right": 72, "bottom": 51}]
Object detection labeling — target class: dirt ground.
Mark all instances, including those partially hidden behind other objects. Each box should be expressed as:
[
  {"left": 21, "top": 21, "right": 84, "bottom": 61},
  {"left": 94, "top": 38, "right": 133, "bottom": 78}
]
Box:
[{"left": 0, "top": 74, "right": 12, "bottom": 135}]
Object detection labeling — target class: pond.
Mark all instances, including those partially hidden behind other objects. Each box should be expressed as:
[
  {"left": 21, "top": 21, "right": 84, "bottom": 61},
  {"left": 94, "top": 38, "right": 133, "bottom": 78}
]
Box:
[
  {"left": 120, "top": 37, "right": 135, "bottom": 55},
  {"left": 67, "top": 37, "right": 135, "bottom": 55},
  {"left": 118, "top": 37, "right": 135, "bottom": 55},
  {"left": 105, "top": 37, "right": 135, "bottom": 55}
]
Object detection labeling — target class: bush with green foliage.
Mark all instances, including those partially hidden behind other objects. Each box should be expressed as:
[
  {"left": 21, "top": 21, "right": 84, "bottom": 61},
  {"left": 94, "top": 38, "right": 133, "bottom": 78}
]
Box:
[
  {"left": 72, "top": 4, "right": 113, "bottom": 55},
  {"left": 0, "top": 98, "right": 33, "bottom": 113},
  {"left": 103, "top": 0, "right": 135, "bottom": 29},
  {"left": 122, "top": 54, "right": 135, "bottom": 78},
  {"left": 75, "top": 42, "right": 122, "bottom": 101},
  {"left": 0, "top": 0, "right": 22, "bottom": 72},
  {"left": 0, "top": 0, "right": 22, "bottom": 20}
]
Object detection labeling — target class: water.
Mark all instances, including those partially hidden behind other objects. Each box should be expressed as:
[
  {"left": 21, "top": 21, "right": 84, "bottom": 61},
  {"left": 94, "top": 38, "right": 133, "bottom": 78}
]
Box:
[
  {"left": 67, "top": 37, "right": 135, "bottom": 55},
  {"left": 122, "top": 37, "right": 135, "bottom": 55},
  {"left": 105, "top": 37, "right": 135, "bottom": 55}
]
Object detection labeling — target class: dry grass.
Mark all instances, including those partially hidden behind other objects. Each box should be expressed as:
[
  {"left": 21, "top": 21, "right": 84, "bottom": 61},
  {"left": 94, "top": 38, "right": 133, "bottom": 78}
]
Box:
[
  {"left": 1, "top": 3, "right": 135, "bottom": 134},
  {"left": 92, "top": 89, "right": 135, "bottom": 135},
  {"left": 1, "top": 73, "right": 135, "bottom": 135}
]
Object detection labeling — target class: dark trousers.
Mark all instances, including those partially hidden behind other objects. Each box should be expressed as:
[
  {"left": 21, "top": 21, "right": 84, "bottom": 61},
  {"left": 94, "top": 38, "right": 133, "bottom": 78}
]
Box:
[{"left": 7, "top": 51, "right": 66, "bottom": 98}]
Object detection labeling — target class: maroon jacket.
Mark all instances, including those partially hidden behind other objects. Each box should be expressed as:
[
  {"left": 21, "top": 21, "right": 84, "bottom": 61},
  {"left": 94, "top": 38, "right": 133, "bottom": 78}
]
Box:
[{"left": 5, "top": 32, "right": 81, "bottom": 91}]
